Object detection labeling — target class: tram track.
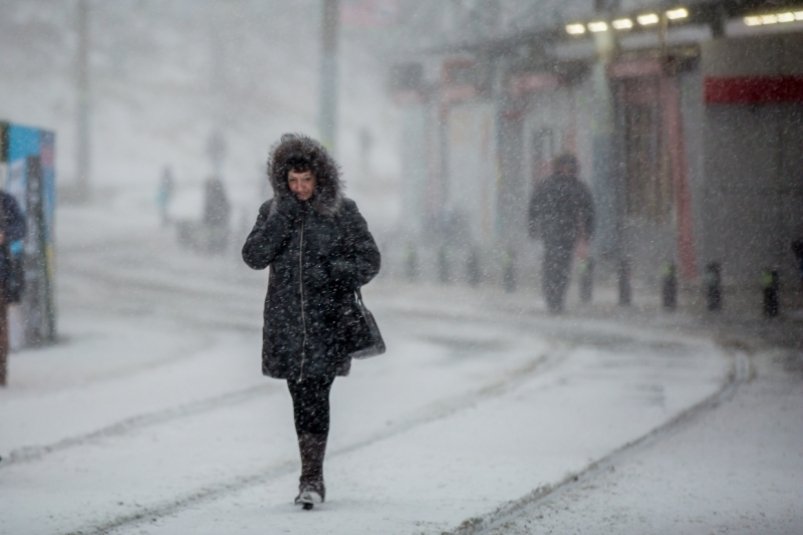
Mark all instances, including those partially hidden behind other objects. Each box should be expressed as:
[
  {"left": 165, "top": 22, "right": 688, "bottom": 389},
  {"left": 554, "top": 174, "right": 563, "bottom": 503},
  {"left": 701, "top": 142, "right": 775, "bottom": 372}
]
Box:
[
  {"left": 2, "top": 289, "right": 564, "bottom": 473},
  {"left": 60, "top": 322, "right": 729, "bottom": 535},
  {"left": 2, "top": 302, "right": 566, "bottom": 466},
  {"left": 18, "top": 228, "right": 738, "bottom": 535},
  {"left": 61, "top": 347, "right": 563, "bottom": 535},
  {"left": 5, "top": 258, "right": 709, "bottom": 479},
  {"left": 0, "top": 382, "right": 278, "bottom": 468},
  {"left": 444, "top": 346, "right": 752, "bottom": 535},
  {"left": 3, "top": 273, "right": 733, "bottom": 535}
]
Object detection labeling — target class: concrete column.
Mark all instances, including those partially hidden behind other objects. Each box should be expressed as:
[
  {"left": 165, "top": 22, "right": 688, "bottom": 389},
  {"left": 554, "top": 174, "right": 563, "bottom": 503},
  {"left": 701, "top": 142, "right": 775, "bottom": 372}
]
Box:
[{"left": 589, "top": 31, "right": 622, "bottom": 262}]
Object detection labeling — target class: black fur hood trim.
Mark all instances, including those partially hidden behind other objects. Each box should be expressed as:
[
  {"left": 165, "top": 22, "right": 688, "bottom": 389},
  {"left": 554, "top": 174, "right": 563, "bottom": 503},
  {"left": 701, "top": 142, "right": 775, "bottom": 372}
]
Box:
[{"left": 267, "top": 133, "right": 343, "bottom": 216}]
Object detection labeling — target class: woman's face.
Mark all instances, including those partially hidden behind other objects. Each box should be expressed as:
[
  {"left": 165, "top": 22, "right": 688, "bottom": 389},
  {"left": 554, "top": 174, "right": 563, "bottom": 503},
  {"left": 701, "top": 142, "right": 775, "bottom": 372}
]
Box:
[{"left": 288, "top": 169, "right": 316, "bottom": 201}]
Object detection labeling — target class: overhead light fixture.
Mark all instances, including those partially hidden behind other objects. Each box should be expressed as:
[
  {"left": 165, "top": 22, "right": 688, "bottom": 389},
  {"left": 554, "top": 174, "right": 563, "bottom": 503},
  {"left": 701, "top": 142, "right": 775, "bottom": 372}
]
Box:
[
  {"left": 612, "top": 18, "right": 634, "bottom": 30},
  {"left": 588, "top": 21, "right": 609, "bottom": 32},
  {"left": 637, "top": 13, "right": 660, "bottom": 26},
  {"left": 742, "top": 9, "right": 803, "bottom": 26},
  {"left": 666, "top": 7, "right": 688, "bottom": 20},
  {"left": 565, "top": 23, "right": 586, "bottom": 35}
]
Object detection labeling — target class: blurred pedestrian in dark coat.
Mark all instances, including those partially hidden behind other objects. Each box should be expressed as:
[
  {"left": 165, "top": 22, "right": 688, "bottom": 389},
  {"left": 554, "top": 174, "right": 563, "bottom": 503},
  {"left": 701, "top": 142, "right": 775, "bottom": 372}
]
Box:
[
  {"left": 242, "top": 133, "right": 380, "bottom": 508},
  {"left": 203, "top": 175, "right": 231, "bottom": 254},
  {"left": 528, "top": 153, "right": 594, "bottom": 314},
  {"left": 0, "top": 189, "right": 26, "bottom": 386}
]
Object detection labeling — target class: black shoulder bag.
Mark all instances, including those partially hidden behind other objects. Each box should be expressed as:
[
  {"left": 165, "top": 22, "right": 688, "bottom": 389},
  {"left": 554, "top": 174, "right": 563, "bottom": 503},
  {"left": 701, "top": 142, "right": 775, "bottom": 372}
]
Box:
[{"left": 345, "top": 289, "right": 386, "bottom": 359}]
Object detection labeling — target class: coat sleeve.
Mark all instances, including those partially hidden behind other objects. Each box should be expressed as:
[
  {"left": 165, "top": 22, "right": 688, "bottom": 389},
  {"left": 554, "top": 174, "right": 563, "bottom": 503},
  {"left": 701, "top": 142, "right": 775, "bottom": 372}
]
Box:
[
  {"left": 241, "top": 199, "right": 293, "bottom": 270},
  {"left": 2, "top": 193, "right": 26, "bottom": 243},
  {"left": 329, "top": 199, "right": 380, "bottom": 291}
]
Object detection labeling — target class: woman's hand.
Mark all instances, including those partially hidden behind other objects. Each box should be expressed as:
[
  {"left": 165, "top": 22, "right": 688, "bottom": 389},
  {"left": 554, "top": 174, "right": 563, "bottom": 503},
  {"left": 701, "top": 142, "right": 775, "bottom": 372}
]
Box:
[{"left": 276, "top": 195, "right": 304, "bottom": 223}]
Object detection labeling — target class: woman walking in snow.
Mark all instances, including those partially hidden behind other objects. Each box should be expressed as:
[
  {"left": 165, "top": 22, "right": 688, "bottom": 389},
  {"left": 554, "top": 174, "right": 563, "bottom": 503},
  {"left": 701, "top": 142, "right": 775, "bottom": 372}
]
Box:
[{"left": 242, "top": 133, "right": 381, "bottom": 509}]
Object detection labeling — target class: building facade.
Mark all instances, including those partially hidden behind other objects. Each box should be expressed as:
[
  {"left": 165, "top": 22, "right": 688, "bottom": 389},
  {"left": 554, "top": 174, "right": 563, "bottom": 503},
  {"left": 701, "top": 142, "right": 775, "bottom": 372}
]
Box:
[{"left": 391, "top": 1, "right": 803, "bottom": 307}]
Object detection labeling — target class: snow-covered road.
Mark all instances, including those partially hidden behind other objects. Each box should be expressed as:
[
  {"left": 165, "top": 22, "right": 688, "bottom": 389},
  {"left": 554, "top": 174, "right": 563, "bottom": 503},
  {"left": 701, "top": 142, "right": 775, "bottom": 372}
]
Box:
[
  {"left": 0, "top": 205, "right": 741, "bottom": 535},
  {"left": 470, "top": 346, "right": 803, "bottom": 535}
]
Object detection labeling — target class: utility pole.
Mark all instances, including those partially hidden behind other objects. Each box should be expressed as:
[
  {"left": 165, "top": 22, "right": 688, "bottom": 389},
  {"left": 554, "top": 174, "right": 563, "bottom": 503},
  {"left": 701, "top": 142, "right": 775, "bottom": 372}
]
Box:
[
  {"left": 75, "top": 0, "right": 91, "bottom": 202},
  {"left": 590, "top": 0, "right": 621, "bottom": 263},
  {"left": 207, "top": 4, "right": 228, "bottom": 181},
  {"left": 319, "top": 0, "right": 339, "bottom": 152}
]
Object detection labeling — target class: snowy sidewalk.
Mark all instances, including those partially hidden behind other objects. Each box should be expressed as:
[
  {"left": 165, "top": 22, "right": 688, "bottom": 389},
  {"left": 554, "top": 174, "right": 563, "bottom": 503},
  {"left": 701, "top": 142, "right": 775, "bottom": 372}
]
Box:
[
  {"left": 0, "top": 277, "right": 735, "bottom": 535},
  {"left": 468, "top": 348, "right": 803, "bottom": 535},
  {"left": 2, "top": 204, "right": 795, "bottom": 535}
]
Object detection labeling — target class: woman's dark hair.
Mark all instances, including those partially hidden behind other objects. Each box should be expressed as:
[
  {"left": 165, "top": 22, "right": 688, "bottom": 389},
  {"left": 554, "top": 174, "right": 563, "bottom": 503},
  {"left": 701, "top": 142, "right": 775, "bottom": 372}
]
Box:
[
  {"left": 286, "top": 155, "right": 311, "bottom": 173},
  {"left": 269, "top": 134, "right": 338, "bottom": 189}
]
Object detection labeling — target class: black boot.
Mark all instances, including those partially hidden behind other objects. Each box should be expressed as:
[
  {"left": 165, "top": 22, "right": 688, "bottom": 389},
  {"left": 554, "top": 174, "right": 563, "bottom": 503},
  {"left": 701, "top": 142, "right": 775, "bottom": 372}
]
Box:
[{"left": 295, "top": 432, "right": 327, "bottom": 508}]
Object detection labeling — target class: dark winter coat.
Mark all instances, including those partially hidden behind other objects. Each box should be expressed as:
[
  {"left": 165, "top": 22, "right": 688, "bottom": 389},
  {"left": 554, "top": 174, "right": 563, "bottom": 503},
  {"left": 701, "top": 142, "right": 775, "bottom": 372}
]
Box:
[
  {"left": 528, "top": 173, "right": 594, "bottom": 247},
  {"left": 1, "top": 190, "right": 26, "bottom": 288},
  {"left": 242, "top": 134, "right": 380, "bottom": 381}
]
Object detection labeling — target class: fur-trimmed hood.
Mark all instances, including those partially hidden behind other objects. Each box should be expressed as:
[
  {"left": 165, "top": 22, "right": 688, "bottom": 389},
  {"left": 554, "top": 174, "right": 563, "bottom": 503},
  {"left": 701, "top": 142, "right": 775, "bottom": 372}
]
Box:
[{"left": 267, "top": 133, "right": 343, "bottom": 216}]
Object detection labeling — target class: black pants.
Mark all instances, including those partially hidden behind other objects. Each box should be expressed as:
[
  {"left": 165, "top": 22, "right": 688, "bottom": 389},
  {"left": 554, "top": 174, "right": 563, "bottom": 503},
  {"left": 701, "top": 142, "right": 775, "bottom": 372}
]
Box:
[
  {"left": 287, "top": 376, "right": 335, "bottom": 435},
  {"left": 542, "top": 241, "right": 575, "bottom": 313}
]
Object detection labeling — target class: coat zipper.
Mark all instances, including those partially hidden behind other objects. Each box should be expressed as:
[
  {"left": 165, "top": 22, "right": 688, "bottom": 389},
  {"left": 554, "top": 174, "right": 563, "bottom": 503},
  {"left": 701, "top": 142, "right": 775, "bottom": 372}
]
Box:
[{"left": 297, "top": 216, "right": 308, "bottom": 382}]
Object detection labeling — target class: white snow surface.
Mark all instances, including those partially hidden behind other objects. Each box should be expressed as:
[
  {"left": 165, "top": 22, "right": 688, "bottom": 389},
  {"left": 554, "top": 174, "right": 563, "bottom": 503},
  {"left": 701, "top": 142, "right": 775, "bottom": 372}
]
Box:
[
  {"left": 2, "top": 3, "right": 801, "bottom": 533},
  {"left": 478, "top": 348, "right": 803, "bottom": 535},
  {"left": 1, "top": 203, "right": 798, "bottom": 535}
]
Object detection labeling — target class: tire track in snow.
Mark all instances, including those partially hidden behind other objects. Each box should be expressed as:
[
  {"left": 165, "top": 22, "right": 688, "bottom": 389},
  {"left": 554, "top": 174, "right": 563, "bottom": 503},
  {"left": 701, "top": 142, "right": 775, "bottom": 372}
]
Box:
[
  {"left": 66, "top": 324, "right": 706, "bottom": 535},
  {"left": 1, "top": 382, "right": 280, "bottom": 468},
  {"left": 62, "top": 349, "right": 567, "bottom": 535},
  {"left": 50, "top": 229, "right": 731, "bottom": 533},
  {"left": 1, "top": 307, "right": 554, "bottom": 469},
  {"left": 443, "top": 349, "right": 752, "bottom": 535}
]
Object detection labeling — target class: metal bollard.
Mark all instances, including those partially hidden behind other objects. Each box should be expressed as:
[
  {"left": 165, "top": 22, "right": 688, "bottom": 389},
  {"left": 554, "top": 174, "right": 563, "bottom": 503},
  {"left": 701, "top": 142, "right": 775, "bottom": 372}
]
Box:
[
  {"left": 662, "top": 262, "right": 677, "bottom": 311},
  {"left": 761, "top": 269, "right": 780, "bottom": 318},
  {"left": 792, "top": 239, "right": 803, "bottom": 290},
  {"left": 579, "top": 258, "right": 594, "bottom": 304},
  {"left": 618, "top": 258, "right": 631, "bottom": 306},
  {"left": 502, "top": 249, "right": 516, "bottom": 293},
  {"left": 437, "top": 246, "right": 449, "bottom": 284},
  {"left": 467, "top": 248, "right": 480, "bottom": 287},
  {"left": 704, "top": 262, "right": 722, "bottom": 311}
]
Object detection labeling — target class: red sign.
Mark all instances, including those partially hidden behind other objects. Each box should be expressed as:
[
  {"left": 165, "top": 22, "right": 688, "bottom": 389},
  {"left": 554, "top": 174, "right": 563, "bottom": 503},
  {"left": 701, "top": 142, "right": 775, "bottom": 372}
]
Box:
[{"left": 705, "top": 76, "right": 803, "bottom": 104}]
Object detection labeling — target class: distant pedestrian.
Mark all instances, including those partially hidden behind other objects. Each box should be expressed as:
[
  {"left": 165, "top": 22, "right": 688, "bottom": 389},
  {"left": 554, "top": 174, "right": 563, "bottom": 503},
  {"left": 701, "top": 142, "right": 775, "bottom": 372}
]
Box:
[
  {"left": 528, "top": 153, "right": 594, "bottom": 314},
  {"left": 202, "top": 175, "right": 231, "bottom": 254},
  {"left": 157, "top": 165, "right": 175, "bottom": 227},
  {"left": 0, "top": 189, "right": 26, "bottom": 386},
  {"left": 242, "top": 133, "right": 381, "bottom": 509},
  {"left": 792, "top": 239, "right": 803, "bottom": 289}
]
